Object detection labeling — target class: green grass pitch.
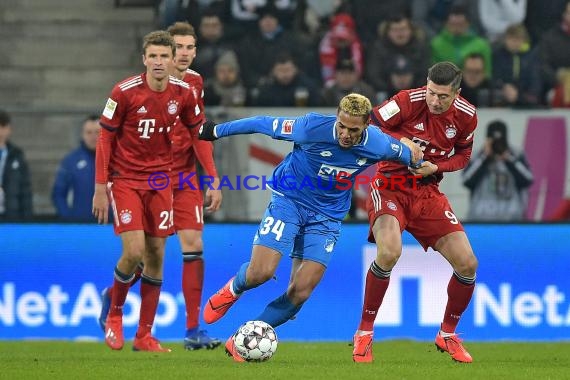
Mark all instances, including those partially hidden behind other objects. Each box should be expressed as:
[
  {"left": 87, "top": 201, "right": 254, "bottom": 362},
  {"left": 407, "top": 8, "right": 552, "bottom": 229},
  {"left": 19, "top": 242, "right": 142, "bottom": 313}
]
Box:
[{"left": 1, "top": 340, "right": 569, "bottom": 380}]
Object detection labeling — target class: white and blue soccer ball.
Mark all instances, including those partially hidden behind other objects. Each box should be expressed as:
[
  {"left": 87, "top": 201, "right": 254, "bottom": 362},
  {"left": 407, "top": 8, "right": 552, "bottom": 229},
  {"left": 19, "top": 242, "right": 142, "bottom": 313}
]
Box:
[{"left": 232, "top": 320, "right": 278, "bottom": 362}]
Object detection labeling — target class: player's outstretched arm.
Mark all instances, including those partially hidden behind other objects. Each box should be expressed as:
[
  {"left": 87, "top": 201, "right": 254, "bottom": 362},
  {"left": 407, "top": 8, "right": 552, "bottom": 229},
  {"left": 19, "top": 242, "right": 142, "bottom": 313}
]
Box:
[{"left": 199, "top": 116, "right": 299, "bottom": 141}]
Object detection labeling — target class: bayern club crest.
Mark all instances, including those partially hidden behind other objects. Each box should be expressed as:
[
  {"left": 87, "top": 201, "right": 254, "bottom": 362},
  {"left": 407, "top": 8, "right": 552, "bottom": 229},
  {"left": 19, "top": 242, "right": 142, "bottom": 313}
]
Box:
[
  {"left": 445, "top": 125, "right": 457, "bottom": 138},
  {"left": 119, "top": 209, "right": 132, "bottom": 224},
  {"left": 386, "top": 201, "right": 397, "bottom": 211},
  {"left": 167, "top": 100, "right": 179, "bottom": 115}
]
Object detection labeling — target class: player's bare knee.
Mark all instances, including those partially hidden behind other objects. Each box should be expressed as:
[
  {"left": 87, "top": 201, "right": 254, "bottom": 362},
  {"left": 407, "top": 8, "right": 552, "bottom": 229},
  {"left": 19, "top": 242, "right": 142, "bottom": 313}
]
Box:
[
  {"left": 123, "top": 247, "right": 145, "bottom": 265},
  {"left": 180, "top": 236, "right": 203, "bottom": 252},
  {"left": 454, "top": 252, "right": 478, "bottom": 277},
  {"left": 377, "top": 243, "right": 401, "bottom": 267}
]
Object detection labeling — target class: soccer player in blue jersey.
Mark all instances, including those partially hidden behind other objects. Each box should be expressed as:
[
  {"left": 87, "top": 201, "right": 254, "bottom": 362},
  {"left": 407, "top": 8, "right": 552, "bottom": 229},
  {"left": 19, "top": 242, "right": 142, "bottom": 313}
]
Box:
[{"left": 198, "top": 93, "right": 423, "bottom": 361}]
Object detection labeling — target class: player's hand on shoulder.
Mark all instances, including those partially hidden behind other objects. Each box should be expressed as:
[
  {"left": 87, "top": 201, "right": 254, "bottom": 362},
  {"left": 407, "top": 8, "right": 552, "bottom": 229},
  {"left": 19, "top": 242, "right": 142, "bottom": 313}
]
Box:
[
  {"left": 409, "top": 161, "right": 438, "bottom": 177},
  {"left": 199, "top": 120, "right": 218, "bottom": 141}
]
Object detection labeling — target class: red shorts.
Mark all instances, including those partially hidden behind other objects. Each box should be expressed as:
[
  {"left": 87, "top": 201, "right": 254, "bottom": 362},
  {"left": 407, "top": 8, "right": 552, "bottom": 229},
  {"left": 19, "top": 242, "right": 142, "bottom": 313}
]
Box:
[
  {"left": 173, "top": 186, "right": 203, "bottom": 231},
  {"left": 367, "top": 182, "right": 464, "bottom": 251},
  {"left": 108, "top": 179, "right": 174, "bottom": 237}
]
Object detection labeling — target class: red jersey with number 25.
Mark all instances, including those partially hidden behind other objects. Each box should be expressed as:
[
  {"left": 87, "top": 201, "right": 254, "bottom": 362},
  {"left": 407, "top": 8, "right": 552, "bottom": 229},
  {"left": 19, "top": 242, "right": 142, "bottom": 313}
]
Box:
[
  {"left": 99, "top": 73, "right": 202, "bottom": 181},
  {"left": 370, "top": 86, "right": 478, "bottom": 182}
]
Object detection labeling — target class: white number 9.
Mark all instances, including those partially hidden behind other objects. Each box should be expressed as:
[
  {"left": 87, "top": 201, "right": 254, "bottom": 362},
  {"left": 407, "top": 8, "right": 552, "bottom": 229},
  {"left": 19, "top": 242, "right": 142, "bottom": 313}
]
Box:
[{"left": 444, "top": 210, "right": 458, "bottom": 225}]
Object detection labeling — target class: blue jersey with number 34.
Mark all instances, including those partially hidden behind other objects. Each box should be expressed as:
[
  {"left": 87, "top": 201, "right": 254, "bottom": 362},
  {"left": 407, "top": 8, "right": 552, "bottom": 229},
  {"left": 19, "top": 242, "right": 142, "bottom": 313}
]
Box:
[{"left": 215, "top": 113, "right": 412, "bottom": 220}]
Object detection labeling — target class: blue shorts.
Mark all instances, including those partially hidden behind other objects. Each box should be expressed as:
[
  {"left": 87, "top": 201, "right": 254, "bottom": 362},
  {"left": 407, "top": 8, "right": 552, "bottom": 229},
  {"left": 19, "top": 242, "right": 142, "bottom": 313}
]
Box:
[{"left": 253, "top": 193, "right": 341, "bottom": 267}]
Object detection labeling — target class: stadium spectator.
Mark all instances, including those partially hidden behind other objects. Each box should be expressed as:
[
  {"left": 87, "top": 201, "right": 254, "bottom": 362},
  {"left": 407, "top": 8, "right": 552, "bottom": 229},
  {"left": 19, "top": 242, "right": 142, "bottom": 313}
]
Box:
[
  {"left": 229, "top": 0, "right": 298, "bottom": 37},
  {"left": 192, "top": 9, "right": 235, "bottom": 81},
  {"left": 524, "top": 0, "right": 567, "bottom": 44},
  {"left": 51, "top": 115, "right": 100, "bottom": 221},
  {"left": 462, "top": 119, "right": 534, "bottom": 221},
  {"left": 157, "top": 0, "right": 201, "bottom": 29},
  {"left": 353, "top": 62, "right": 478, "bottom": 364},
  {"left": 537, "top": 1, "right": 570, "bottom": 103},
  {"left": 0, "top": 109, "right": 32, "bottom": 220},
  {"left": 197, "top": 93, "right": 422, "bottom": 362},
  {"left": 477, "top": 0, "right": 527, "bottom": 44},
  {"left": 237, "top": 4, "right": 308, "bottom": 89},
  {"left": 492, "top": 24, "right": 542, "bottom": 107},
  {"left": 350, "top": 0, "right": 412, "bottom": 45},
  {"left": 385, "top": 55, "right": 416, "bottom": 99},
  {"left": 321, "top": 59, "right": 376, "bottom": 106},
  {"left": 431, "top": 4, "right": 492, "bottom": 77},
  {"left": 460, "top": 52, "right": 496, "bottom": 107},
  {"left": 204, "top": 50, "right": 247, "bottom": 106},
  {"left": 411, "top": 0, "right": 480, "bottom": 39},
  {"left": 318, "top": 12, "right": 364, "bottom": 87},
  {"left": 99, "top": 22, "right": 223, "bottom": 351},
  {"left": 294, "top": 0, "right": 344, "bottom": 40},
  {"left": 365, "top": 13, "right": 430, "bottom": 97},
  {"left": 252, "top": 52, "right": 321, "bottom": 107},
  {"left": 93, "top": 30, "right": 202, "bottom": 353}
]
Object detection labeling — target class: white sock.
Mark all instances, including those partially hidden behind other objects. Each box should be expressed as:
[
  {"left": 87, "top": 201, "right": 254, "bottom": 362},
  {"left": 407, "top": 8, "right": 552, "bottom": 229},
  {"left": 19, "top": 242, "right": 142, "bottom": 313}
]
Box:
[{"left": 356, "top": 330, "right": 373, "bottom": 337}]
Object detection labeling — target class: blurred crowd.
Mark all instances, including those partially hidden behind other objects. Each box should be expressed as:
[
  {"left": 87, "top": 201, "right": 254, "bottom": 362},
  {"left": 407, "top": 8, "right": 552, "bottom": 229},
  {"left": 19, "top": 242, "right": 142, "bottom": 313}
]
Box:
[{"left": 156, "top": 0, "right": 570, "bottom": 109}]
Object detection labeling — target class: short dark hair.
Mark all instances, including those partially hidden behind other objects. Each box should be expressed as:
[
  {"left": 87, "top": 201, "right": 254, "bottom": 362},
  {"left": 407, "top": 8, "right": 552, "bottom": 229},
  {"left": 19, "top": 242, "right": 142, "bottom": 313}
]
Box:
[
  {"left": 0, "top": 109, "right": 11, "bottom": 126},
  {"left": 464, "top": 52, "right": 485, "bottom": 63},
  {"left": 428, "top": 61, "right": 462, "bottom": 91},
  {"left": 273, "top": 52, "right": 295, "bottom": 66}
]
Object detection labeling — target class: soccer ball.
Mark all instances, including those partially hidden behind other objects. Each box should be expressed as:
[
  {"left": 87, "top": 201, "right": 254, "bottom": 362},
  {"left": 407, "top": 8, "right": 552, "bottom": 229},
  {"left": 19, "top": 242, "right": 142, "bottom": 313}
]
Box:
[{"left": 232, "top": 320, "right": 278, "bottom": 362}]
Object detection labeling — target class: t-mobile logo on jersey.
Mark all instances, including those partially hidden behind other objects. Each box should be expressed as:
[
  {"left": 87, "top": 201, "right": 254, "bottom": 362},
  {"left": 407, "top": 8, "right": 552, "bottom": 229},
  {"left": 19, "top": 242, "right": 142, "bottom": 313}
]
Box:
[
  {"left": 362, "top": 244, "right": 452, "bottom": 326},
  {"left": 137, "top": 119, "right": 171, "bottom": 139}
]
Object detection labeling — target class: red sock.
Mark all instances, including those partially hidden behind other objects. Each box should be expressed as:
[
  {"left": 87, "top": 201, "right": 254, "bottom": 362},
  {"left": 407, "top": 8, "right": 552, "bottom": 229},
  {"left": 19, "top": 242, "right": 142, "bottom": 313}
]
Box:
[
  {"left": 358, "top": 269, "right": 390, "bottom": 331},
  {"left": 441, "top": 275, "right": 475, "bottom": 333},
  {"left": 182, "top": 258, "right": 204, "bottom": 329},
  {"left": 109, "top": 278, "right": 131, "bottom": 318},
  {"left": 106, "top": 265, "right": 143, "bottom": 299},
  {"left": 136, "top": 276, "right": 162, "bottom": 338}
]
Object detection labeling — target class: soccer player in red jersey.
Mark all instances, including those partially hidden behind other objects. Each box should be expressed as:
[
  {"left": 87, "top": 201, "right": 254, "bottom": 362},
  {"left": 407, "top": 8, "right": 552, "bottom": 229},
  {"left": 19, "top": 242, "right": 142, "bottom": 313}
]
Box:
[
  {"left": 92, "top": 30, "right": 202, "bottom": 352},
  {"left": 352, "top": 62, "right": 478, "bottom": 363},
  {"left": 167, "top": 21, "right": 223, "bottom": 350}
]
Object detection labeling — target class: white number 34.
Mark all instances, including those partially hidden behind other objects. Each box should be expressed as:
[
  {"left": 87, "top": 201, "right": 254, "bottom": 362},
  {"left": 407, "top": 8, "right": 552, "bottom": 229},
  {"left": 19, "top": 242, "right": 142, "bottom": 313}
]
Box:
[{"left": 259, "top": 216, "right": 285, "bottom": 241}]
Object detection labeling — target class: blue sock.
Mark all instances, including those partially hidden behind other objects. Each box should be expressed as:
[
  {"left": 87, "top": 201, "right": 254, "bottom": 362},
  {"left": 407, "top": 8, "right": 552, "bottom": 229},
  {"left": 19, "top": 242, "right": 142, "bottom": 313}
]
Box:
[
  {"left": 232, "top": 262, "right": 260, "bottom": 294},
  {"left": 255, "top": 293, "right": 303, "bottom": 328}
]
